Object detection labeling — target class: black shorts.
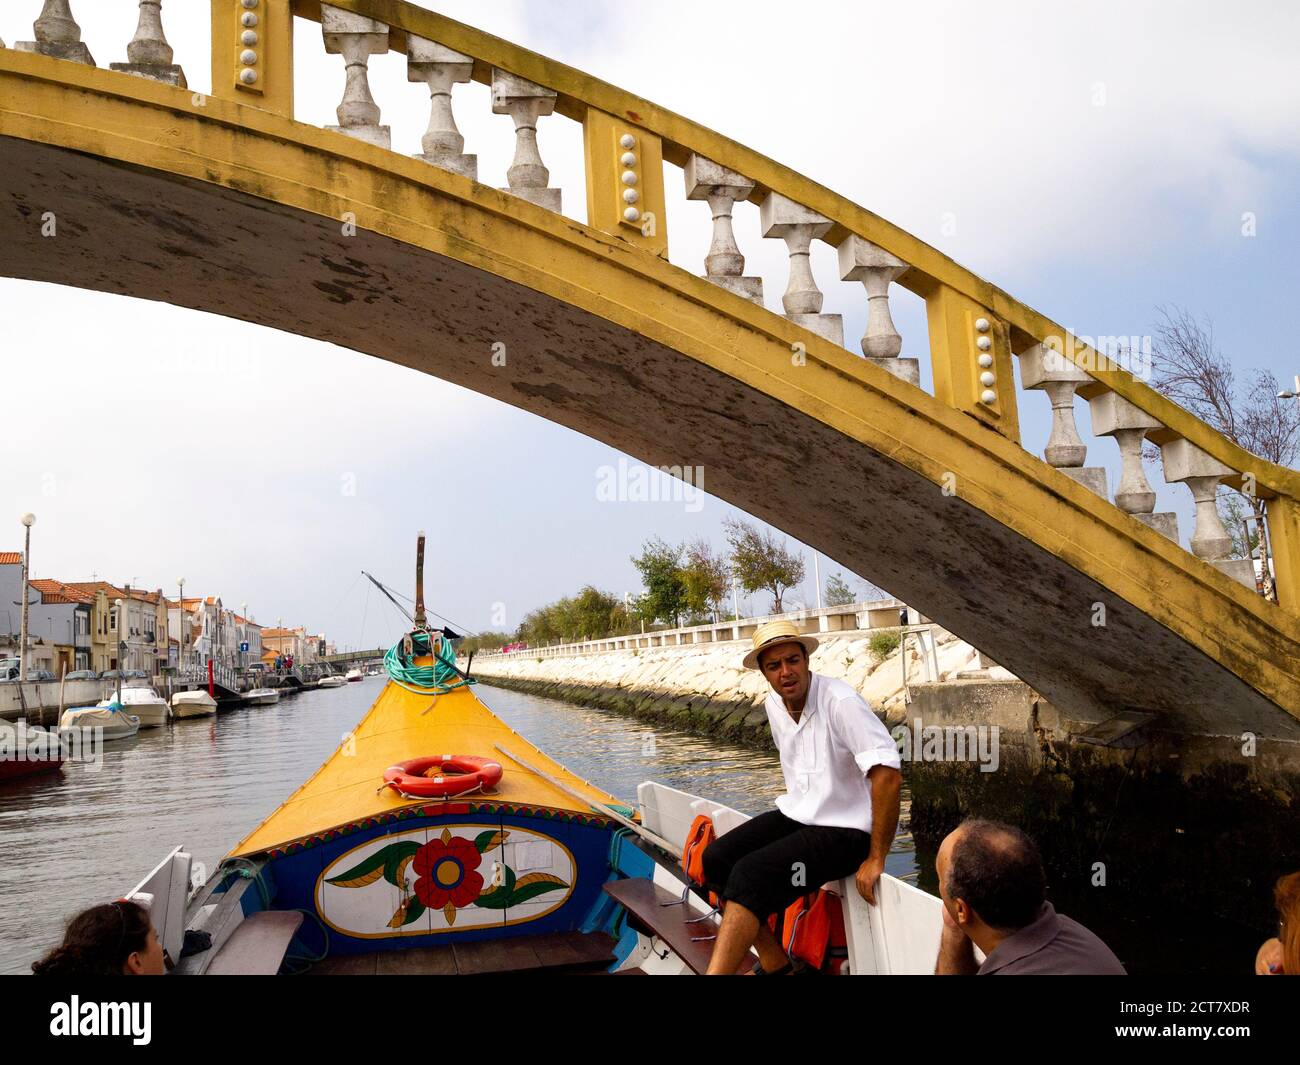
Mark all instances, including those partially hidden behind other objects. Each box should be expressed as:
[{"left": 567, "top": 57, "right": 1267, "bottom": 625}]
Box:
[{"left": 701, "top": 809, "right": 872, "bottom": 920}]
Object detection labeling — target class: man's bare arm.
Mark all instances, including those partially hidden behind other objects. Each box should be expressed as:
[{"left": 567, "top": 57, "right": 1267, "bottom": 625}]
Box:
[{"left": 855, "top": 765, "right": 901, "bottom": 905}]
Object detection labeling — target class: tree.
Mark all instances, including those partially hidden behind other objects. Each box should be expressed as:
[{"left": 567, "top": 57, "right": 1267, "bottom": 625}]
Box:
[
  {"left": 460, "top": 632, "right": 511, "bottom": 655},
  {"left": 631, "top": 537, "right": 688, "bottom": 628},
  {"left": 682, "top": 539, "right": 730, "bottom": 621},
  {"left": 1147, "top": 307, "right": 1300, "bottom": 593},
  {"left": 825, "top": 573, "right": 856, "bottom": 607},
  {"left": 723, "top": 518, "right": 806, "bottom": 614}
]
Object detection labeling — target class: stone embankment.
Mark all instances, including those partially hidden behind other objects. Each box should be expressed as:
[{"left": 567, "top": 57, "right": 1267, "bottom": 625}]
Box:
[{"left": 471, "top": 630, "right": 1000, "bottom": 746}]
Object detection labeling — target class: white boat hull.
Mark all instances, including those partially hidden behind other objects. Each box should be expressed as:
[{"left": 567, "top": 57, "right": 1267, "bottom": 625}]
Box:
[
  {"left": 102, "top": 687, "right": 170, "bottom": 728},
  {"left": 172, "top": 692, "right": 218, "bottom": 719},
  {"left": 245, "top": 690, "right": 281, "bottom": 706},
  {"left": 317, "top": 677, "right": 346, "bottom": 689}
]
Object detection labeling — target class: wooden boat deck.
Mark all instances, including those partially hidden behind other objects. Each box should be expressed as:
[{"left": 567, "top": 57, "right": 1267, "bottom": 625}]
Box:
[{"left": 306, "top": 931, "right": 618, "bottom": 976}]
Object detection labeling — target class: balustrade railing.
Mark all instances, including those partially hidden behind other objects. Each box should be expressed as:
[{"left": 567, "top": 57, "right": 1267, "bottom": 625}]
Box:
[{"left": 5, "top": 0, "right": 1299, "bottom": 618}]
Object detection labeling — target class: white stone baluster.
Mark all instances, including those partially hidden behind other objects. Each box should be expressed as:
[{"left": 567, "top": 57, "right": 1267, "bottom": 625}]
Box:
[
  {"left": 407, "top": 37, "right": 476, "bottom": 179},
  {"left": 684, "top": 155, "right": 763, "bottom": 305},
  {"left": 1087, "top": 391, "right": 1180, "bottom": 541},
  {"left": 1019, "top": 344, "right": 1108, "bottom": 499},
  {"left": 16, "top": 1, "right": 94, "bottom": 65},
  {"left": 492, "top": 70, "right": 561, "bottom": 212},
  {"left": 1160, "top": 438, "right": 1254, "bottom": 586},
  {"left": 321, "top": 5, "right": 390, "bottom": 149},
  {"left": 837, "top": 235, "right": 919, "bottom": 385},
  {"left": 760, "top": 193, "right": 843, "bottom": 345},
  {"left": 111, "top": 1, "right": 186, "bottom": 87}
]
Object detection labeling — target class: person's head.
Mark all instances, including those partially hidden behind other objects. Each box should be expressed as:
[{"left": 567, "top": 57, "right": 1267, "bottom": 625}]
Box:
[
  {"left": 758, "top": 641, "right": 811, "bottom": 704},
  {"left": 743, "top": 621, "right": 818, "bottom": 704},
  {"left": 31, "top": 900, "right": 165, "bottom": 976},
  {"left": 1275, "top": 872, "right": 1300, "bottom": 975},
  {"left": 938, "top": 819, "right": 1046, "bottom": 940}
]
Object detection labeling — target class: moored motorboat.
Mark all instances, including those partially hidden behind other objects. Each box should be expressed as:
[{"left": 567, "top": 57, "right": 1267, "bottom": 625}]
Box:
[
  {"left": 345, "top": 668, "right": 363, "bottom": 683},
  {"left": 244, "top": 688, "right": 281, "bottom": 707},
  {"left": 317, "top": 675, "right": 347, "bottom": 689},
  {"left": 103, "top": 685, "right": 170, "bottom": 728},
  {"left": 60, "top": 702, "right": 140, "bottom": 742},
  {"left": 172, "top": 690, "right": 218, "bottom": 719},
  {"left": 0, "top": 721, "right": 64, "bottom": 781}
]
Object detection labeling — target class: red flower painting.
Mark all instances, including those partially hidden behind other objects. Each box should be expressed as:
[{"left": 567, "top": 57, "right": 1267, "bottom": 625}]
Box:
[
  {"left": 412, "top": 833, "right": 484, "bottom": 910},
  {"left": 324, "top": 826, "right": 569, "bottom": 930}
]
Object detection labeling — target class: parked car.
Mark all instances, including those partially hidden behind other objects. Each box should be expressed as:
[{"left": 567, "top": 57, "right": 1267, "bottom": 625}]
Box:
[
  {"left": 26, "top": 670, "right": 56, "bottom": 682},
  {"left": 0, "top": 658, "right": 20, "bottom": 681},
  {"left": 64, "top": 670, "right": 98, "bottom": 681}
]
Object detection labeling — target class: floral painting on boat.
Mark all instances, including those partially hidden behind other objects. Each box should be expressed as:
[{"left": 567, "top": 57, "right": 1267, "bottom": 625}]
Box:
[{"left": 315, "top": 825, "right": 575, "bottom": 939}]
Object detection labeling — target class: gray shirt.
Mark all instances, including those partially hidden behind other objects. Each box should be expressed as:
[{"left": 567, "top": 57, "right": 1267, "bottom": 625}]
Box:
[{"left": 978, "top": 902, "right": 1126, "bottom": 975}]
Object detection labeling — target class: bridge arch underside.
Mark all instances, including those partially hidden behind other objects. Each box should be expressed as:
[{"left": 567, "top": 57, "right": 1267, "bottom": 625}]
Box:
[{"left": 2, "top": 134, "right": 1297, "bottom": 740}]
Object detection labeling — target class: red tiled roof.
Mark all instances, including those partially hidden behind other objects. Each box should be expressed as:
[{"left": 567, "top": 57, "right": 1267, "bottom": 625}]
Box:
[
  {"left": 31, "top": 579, "right": 94, "bottom": 605},
  {"left": 0, "top": 552, "right": 22, "bottom": 565}
]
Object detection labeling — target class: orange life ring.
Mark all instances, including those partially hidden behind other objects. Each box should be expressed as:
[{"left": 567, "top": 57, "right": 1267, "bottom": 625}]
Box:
[{"left": 382, "top": 755, "right": 504, "bottom": 800}]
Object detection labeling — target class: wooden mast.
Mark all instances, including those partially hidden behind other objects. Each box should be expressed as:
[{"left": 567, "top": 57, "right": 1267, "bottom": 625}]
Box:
[{"left": 414, "top": 532, "right": 428, "bottom": 631}]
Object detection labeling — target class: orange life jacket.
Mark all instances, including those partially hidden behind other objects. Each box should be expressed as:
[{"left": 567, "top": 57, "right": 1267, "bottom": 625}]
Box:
[
  {"left": 680, "top": 814, "right": 719, "bottom": 908},
  {"left": 782, "top": 890, "right": 848, "bottom": 973}
]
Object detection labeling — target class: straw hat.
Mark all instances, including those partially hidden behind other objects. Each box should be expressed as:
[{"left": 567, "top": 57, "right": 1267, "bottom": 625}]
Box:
[{"left": 742, "top": 620, "right": 819, "bottom": 671}]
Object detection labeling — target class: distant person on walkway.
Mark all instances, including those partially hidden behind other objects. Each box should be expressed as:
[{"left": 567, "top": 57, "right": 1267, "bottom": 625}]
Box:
[
  {"left": 32, "top": 899, "right": 165, "bottom": 976},
  {"left": 934, "top": 819, "right": 1125, "bottom": 974},
  {"left": 702, "top": 620, "right": 902, "bottom": 975},
  {"left": 1256, "top": 871, "right": 1299, "bottom": 975}
]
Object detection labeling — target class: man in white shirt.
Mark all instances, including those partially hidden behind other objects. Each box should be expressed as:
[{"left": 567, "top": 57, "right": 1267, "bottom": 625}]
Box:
[{"left": 703, "top": 621, "right": 902, "bottom": 975}]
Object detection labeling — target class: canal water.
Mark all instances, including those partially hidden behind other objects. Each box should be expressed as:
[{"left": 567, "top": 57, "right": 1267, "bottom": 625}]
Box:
[{"left": 0, "top": 680, "right": 920, "bottom": 975}]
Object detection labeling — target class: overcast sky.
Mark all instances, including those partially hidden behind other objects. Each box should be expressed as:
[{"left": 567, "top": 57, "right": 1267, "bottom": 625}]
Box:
[{"left": 2, "top": 1, "right": 1298, "bottom": 650}]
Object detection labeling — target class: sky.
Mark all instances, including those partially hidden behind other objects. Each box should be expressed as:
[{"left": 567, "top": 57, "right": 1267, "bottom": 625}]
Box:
[{"left": 2, "top": 1, "right": 1298, "bottom": 651}]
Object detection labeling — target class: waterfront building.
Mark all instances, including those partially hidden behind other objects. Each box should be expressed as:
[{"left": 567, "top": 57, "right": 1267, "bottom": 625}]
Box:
[
  {"left": 232, "top": 614, "right": 263, "bottom": 673},
  {"left": 0, "top": 564, "right": 92, "bottom": 674},
  {"left": 63, "top": 582, "right": 170, "bottom": 675}
]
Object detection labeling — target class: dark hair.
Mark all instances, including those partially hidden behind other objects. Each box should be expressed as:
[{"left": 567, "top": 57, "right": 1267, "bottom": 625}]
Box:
[
  {"left": 32, "top": 900, "right": 152, "bottom": 976},
  {"left": 945, "top": 819, "right": 1046, "bottom": 932}
]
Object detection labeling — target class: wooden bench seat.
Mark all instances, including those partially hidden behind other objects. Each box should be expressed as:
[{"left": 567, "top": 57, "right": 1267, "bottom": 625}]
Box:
[{"left": 602, "top": 877, "right": 718, "bottom": 975}]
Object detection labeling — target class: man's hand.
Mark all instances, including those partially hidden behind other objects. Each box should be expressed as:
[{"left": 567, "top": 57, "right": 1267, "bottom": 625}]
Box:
[
  {"left": 855, "top": 856, "right": 886, "bottom": 905},
  {"left": 935, "top": 911, "right": 978, "bottom": 975}
]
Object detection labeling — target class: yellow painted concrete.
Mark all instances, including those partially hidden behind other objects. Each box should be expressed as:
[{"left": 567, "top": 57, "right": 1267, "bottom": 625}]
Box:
[
  {"left": 922, "top": 282, "right": 1020, "bottom": 443},
  {"left": 584, "top": 109, "right": 668, "bottom": 259},
  {"left": 1, "top": 48, "right": 1298, "bottom": 717}
]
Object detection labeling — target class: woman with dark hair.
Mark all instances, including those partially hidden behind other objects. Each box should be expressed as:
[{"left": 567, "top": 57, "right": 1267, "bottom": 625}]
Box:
[
  {"left": 1256, "top": 871, "right": 1300, "bottom": 976},
  {"left": 32, "top": 899, "right": 165, "bottom": 976}
]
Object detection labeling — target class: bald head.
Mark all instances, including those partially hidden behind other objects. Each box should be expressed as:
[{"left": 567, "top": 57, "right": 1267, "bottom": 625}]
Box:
[{"left": 940, "top": 819, "right": 1046, "bottom": 932}]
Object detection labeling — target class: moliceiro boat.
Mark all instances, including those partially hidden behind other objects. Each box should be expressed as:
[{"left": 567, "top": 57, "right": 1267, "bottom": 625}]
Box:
[{"left": 126, "top": 539, "right": 942, "bottom": 975}]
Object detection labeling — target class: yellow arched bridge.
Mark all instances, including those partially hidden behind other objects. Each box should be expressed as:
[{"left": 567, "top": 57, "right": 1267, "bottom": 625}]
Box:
[{"left": 3, "top": 2, "right": 1299, "bottom": 739}]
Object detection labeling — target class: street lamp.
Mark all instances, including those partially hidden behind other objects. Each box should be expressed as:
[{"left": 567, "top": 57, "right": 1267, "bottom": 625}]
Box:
[
  {"left": 1278, "top": 375, "right": 1300, "bottom": 405},
  {"left": 177, "top": 578, "right": 186, "bottom": 680},
  {"left": 18, "top": 513, "right": 34, "bottom": 681},
  {"left": 114, "top": 598, "right": 126, "bottom": 704}
]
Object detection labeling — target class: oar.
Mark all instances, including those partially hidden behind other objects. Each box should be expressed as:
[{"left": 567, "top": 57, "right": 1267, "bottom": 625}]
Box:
[{"left": 493, "top": 745, "right": 677, "bottom": 855}]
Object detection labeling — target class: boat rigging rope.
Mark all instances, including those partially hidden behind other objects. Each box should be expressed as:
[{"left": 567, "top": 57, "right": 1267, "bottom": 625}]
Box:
[{"left": 385, "top": 630, "right": 475, "bottom": 696}]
